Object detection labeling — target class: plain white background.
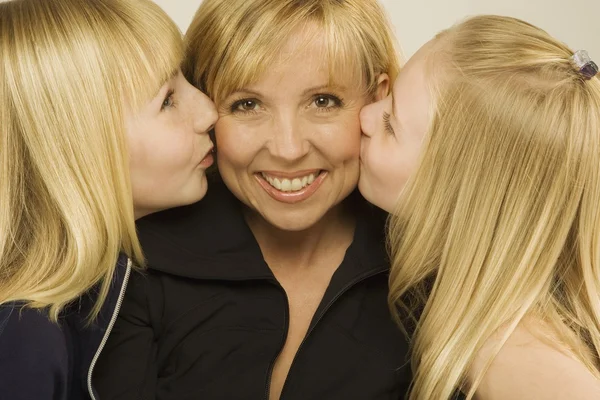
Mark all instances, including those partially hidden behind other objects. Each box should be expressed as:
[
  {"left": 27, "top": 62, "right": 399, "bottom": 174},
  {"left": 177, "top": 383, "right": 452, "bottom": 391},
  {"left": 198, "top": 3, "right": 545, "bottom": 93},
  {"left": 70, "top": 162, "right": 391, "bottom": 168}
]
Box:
[{"left": 154, "top": 0, "right": 599, "bottom": 60}]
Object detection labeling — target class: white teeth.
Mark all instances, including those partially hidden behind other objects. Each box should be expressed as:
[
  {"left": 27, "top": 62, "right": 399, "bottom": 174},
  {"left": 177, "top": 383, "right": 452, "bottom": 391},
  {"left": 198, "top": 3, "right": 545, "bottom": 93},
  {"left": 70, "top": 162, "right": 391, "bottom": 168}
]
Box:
[
  {"left": 291, "top": 178, "right": 302, "bottom": 191},
  {"left": 281, "top": 179, "right": 292, "bottom": 192},
  {"left": 261, "top": 172, "right": 319, "bottom": 192}
]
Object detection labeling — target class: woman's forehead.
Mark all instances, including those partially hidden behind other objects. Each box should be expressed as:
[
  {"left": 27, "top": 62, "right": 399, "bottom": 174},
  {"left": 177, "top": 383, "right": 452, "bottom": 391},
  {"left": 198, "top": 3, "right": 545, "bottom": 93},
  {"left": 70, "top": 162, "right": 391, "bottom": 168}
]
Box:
[
  {"left": 225, "top": 64, "right": 363, "bottom": 101},
  {"left": 222, "top": 28, "right": 364, "bottom": 98}
]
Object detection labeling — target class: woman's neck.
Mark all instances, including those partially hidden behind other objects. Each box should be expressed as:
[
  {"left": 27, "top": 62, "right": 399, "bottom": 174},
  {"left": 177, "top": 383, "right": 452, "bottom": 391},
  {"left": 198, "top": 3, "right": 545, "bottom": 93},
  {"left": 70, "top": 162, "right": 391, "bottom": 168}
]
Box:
[{"left": 244, "top": 203, "right": 356, "bottom": 273}]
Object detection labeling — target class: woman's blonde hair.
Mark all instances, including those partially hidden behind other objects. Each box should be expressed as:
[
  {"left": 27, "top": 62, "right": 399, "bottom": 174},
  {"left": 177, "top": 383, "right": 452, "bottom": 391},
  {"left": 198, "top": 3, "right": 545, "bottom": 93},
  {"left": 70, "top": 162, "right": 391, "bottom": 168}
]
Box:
[
  {"left": 388, "top": 15, "right": 600, "bottom": 399},
  {"left": 183, "top": 0, "right": 400, "bottom": 105},
  {"left": 0, "top": 0, "right": 184, "bottom": 321}
]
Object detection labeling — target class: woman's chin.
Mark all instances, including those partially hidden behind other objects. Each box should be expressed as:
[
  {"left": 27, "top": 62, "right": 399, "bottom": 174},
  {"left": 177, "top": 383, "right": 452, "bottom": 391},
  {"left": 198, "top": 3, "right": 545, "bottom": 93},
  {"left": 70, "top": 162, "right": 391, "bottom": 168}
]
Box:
[{"left": 255, "top": 208, "right": 331, "bottom": 232}]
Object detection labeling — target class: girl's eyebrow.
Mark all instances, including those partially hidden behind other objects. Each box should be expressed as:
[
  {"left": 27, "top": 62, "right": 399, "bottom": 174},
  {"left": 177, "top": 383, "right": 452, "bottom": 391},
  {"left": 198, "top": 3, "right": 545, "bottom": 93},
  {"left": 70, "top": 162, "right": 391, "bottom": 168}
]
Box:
[{"left": 154, "top": 68, "right": 179, "bottom": 97}]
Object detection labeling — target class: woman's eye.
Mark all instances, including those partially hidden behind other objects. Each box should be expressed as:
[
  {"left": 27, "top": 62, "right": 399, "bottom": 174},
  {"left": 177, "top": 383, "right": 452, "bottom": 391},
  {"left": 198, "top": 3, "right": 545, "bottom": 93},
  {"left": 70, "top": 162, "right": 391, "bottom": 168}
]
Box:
[
  {"left": 313, "top": 94, "right": 343, "bottom": 111},
  {"left": 231, "top": 99, "right": 260, "bottom": 113},
  {"left": 315, "top": 96, "right": 333, "bottom": 107},
  {"left": 313, "top": 95, "right": 341, "bottom": 109},
  {"left": 241, "top": 100, "right": 257, "bottom": 111}
]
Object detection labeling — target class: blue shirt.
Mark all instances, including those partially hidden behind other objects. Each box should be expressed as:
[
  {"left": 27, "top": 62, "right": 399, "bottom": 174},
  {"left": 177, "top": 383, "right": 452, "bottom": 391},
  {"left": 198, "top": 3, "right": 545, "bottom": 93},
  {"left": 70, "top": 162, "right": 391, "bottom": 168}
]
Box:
[{"left": 0, "top": 255, "right": 131, "bottom": 400}]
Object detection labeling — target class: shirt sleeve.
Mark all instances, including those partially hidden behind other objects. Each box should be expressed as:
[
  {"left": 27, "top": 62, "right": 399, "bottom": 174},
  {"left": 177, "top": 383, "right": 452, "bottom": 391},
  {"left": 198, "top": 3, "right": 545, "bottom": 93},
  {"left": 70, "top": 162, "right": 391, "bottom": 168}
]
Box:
[{"left": 0, "top": 305, "right": 69, "bottom": 400}]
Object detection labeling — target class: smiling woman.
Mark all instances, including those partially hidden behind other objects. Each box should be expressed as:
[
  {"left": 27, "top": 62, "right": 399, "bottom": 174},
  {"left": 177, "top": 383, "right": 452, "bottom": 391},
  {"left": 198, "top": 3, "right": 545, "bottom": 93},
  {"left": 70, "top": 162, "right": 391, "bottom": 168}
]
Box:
[
  {"left": 93, "top": 1, "right": 413, "bottom": 399},
  {"left": 213, "top": 26, "right": 369, "bottom": 231}
]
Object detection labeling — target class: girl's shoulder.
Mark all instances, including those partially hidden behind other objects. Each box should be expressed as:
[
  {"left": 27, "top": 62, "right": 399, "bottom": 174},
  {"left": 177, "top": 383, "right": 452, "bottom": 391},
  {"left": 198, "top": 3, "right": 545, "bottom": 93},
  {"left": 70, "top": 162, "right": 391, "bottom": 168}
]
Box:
[
  {"left": 0, "top": 303, "right": 67, "bottom": 358},
  {"left": 470, "top": 320, "right": 600, "bottom": 400},
  {"left": 0, "top": 304, "right": 69, "bottom": 398}
]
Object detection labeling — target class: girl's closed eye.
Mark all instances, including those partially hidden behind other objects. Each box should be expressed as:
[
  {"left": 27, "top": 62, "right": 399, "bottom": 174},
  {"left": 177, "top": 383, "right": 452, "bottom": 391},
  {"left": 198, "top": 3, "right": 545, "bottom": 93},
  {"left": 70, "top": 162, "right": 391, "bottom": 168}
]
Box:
[
  {"left": 161, "top": 89, "right": 176, "bottom": 111},
  {"left": 382, "top": 112, "right": 395, "bottom": 135}
]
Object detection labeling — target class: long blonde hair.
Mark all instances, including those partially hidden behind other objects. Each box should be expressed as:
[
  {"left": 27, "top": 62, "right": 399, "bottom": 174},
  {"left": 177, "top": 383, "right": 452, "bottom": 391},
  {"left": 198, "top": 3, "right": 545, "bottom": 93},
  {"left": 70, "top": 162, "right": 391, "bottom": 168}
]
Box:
[
  {"left": 388, "top": 15, "right": 600, "bottom": 399},
  {"left": 183, "top": 0, "right": 400, "bottom": 105},
  {"left": 0, "top": 0, "right": 184, "bottom": 321}
]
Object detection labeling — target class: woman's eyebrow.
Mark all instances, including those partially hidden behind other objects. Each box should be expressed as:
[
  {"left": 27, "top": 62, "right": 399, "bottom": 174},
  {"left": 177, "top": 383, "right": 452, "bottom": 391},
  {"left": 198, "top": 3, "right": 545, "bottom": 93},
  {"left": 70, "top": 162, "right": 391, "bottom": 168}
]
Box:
[
  {"left": 302, "top": 84, "right": 347, "bottom": 96},
  {"left": 227, "top": 89, "right": 263, "bottom": 98},
  {"left": 225, "top": 83, "right": 348, "bottom": 100}
]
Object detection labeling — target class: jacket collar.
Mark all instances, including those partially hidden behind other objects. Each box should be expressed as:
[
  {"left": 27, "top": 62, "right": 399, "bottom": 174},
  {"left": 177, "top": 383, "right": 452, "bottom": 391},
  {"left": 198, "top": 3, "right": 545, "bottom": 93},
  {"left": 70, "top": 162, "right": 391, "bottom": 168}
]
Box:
[{"left": 136, "top": 180, "right": 389, "bottom": 283}]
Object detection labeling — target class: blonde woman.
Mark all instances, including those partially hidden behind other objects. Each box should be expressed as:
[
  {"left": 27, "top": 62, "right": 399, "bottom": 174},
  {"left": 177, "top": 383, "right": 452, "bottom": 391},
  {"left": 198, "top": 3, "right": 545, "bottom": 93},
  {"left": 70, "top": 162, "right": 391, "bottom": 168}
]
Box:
[
  {"left": 0, "top": 0, "right": 217, "bottom": 399},
  {"left": 359, "top": 15, "right": 600, "bottom": 400},
  {"left": 94, "top": 0, "right": 414, "bottom": 399}
]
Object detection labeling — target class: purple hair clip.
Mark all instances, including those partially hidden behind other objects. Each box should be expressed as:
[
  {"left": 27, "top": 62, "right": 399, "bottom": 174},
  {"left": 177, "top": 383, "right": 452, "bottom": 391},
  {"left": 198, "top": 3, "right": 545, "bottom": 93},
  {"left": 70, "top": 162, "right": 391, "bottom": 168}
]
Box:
[{"left": 571, "top": 50, "right": 598, "bottom": 80}]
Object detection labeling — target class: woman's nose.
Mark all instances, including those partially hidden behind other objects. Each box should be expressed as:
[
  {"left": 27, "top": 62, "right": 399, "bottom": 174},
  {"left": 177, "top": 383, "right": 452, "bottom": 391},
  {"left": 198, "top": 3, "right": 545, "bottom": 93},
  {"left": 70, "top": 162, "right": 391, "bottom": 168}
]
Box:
[{"left": 269, "top": 117, "right": 309, "bottom": 162}]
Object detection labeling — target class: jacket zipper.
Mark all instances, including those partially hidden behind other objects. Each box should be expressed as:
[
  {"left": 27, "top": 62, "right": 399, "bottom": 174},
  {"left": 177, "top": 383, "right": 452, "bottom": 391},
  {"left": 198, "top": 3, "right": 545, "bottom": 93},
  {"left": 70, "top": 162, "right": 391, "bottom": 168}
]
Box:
[
  {"left": 278, "top": 267, "right": 386, "bottom": 399},
  {"left": 264, "top": 280, "right": 290, "bottom": 400},
  {"left": 87, "top": 258, "right": 132, "bottom": 400}
]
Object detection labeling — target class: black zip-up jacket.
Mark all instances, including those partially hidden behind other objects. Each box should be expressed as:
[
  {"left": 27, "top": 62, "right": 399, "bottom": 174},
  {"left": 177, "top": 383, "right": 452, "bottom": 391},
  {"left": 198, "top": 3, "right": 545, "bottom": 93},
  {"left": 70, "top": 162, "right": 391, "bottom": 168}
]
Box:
[
  {"left": 94, "top": 182, "right": 412, "bottom": 399},
  {"left": 0, "top": 255, "right": 131, "bottom": 400}
]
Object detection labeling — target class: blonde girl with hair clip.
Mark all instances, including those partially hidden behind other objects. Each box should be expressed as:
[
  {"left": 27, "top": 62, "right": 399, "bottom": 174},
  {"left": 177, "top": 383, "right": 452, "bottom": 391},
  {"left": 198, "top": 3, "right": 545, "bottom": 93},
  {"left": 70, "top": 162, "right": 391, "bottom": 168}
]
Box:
[
  {"left": 359, "top": 14, "right": 600, "bottom": 400},
  {"left": 0, "top": 0, "right": 217, "bottom": 398}
]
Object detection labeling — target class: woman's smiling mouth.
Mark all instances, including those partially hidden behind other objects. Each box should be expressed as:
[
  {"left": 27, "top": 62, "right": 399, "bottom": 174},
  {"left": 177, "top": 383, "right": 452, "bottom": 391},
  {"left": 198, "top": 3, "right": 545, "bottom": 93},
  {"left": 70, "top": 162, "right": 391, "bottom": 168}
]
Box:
[{"left": 255, "top": 170, "right": 327, "bottom": 203}]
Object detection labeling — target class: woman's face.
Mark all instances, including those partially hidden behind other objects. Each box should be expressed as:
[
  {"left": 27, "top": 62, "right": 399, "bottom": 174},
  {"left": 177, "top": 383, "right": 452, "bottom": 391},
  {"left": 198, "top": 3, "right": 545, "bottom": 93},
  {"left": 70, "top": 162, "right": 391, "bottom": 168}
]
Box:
[
  {"left": 359, "top": 42, "right": 433, "bottom": 213},
  {"left": 127, "top": 70, "right": 218, "bottom": 219},
  {"left": 215, "top": 27, "right": 372, "bottom": 231}
]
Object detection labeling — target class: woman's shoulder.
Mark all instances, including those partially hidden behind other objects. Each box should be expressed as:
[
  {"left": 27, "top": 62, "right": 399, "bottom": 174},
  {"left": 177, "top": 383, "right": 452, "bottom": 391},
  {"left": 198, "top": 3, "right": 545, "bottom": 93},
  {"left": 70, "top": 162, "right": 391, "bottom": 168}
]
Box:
[
  {"left": 470, "top": 319, "right": 600, "bottom": 399},
  {"left": 136, "top": 177, "right": 245, "bottom": 256},
  {"left": 0, "top": 304, "right": 69, "bottom": 398},
  {"left": 137, "top": 177, "right": 239, "bottom": 234}
]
